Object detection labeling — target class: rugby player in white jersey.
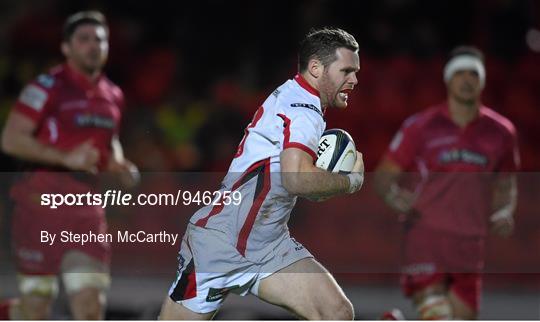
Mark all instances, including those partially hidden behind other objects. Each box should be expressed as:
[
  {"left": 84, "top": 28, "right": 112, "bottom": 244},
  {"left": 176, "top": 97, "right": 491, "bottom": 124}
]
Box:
[{"left": 160, "top": 27, "right": 364, "bottom": 320}]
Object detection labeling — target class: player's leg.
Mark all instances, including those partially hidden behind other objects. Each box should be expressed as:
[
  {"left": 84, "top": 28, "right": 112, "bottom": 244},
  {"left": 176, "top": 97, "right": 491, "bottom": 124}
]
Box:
[
  {"left": 9, "top": 206, "right": 59, "bottom": 319},
  {"left": 11, "top": 274, "right": 59, "bottom": 319},
  {"left": 159, "top": 226, "right": 224, "bottom": 320},
  {"left": 411, "top": 281, "right": 453, "bottom": 320},
  {"left": 447, "top": 273, "right": 481, "bottom": 319},
  {"left": 256, "top": 257, "right": 354, "bottom": 320},
  {"left": 61, "top": 250, "right": 111, "bottom": 319},
  {"left": 448, "top": 291, "right": 477, "bottom": 319}
]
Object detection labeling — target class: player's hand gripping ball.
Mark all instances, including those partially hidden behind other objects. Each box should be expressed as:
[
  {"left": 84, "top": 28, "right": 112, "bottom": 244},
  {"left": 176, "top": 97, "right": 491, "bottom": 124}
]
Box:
[{"left": 315, "top": 129, "right": 357, "bottom": 174}]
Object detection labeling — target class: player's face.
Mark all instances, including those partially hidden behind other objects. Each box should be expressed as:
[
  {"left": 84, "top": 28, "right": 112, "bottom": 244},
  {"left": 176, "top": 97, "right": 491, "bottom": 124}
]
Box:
[
  {"left": 319, "top": 48, "right": 360, "bottom": 109},
  {"left": 447, "top": 70, "right": 482, "bottom": 104},
  {"left": 64, "top": 24, "right": 109, "bottom": 74}
]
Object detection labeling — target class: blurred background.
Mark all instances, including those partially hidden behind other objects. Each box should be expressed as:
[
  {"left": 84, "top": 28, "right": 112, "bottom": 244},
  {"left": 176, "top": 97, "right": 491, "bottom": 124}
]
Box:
[{"left": 0, "top": 0, "right": 539, "bottom": 319}]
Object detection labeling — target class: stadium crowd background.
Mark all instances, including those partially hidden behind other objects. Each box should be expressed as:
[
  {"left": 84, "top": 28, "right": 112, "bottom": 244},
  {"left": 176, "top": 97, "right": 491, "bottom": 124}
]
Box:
[{"left": 0, "top": 0, "right": 539, "bottom": 319}]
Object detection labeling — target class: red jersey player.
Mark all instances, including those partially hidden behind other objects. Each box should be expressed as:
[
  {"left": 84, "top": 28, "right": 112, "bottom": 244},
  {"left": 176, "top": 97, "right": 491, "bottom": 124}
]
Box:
[
  {"left": 0, "top": 11, "right": 138, "bottom": 319},
  {"left": 375, "top": 46, "right": 519, "bottom": 319}
]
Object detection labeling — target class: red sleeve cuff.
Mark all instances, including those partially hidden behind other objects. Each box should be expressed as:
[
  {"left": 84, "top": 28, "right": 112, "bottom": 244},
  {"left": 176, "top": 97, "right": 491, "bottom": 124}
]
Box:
[
  {"left": 284, "top": 142, "right": 317, "bottom": 161},
  {"left": 13, "top": 102, "right": 41, "bottom": 123}
]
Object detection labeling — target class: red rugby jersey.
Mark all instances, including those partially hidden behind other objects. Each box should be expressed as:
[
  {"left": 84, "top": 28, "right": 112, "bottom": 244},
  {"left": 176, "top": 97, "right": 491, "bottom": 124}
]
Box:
[
  {"left": 14, "top": 64, "right": 124, "bottom": 170},
  {"left": 385, "top": 102, "right": 519, "bottom": 236}
]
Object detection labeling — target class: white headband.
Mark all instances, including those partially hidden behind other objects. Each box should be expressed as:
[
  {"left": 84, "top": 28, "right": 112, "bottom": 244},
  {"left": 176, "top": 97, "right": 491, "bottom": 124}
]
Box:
[{"left": 443, "top": 55, "right": 486, "bottom": 88}]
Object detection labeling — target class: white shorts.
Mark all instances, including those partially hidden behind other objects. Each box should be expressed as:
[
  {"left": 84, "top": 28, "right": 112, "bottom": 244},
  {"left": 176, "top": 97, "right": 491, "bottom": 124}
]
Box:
[{"left": 167, "top": 223, "right": 312, "bottom": 314}]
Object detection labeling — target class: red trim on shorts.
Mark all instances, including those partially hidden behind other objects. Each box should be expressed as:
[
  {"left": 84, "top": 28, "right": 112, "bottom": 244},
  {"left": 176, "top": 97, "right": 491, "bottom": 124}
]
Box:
[
  {"left": 278, "top": 113, "right": 317, "bottom": 161},
  {"left": 194, "top": 159, "right": 268, "bottom": 227},
  {"left": 294, "top": 74, "right": 319, "bottom": 98},
  {"left": 236, "top": 158, "right": 271, "bottom": 256},
  {"left": 184, "top": 271, "right": 197, "bottom": 299}
]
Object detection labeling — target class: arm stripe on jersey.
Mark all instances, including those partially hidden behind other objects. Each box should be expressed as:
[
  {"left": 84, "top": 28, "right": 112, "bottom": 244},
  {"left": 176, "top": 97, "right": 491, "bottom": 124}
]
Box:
[
  {"left": 277, "top": 113, "right": 317, "bottom": 161},
  {"left": 236, "top": 158, "right": 271, "bottom": 256},
  {"left": 235, "top": 106, "right": 264, "bottom": 158},
  {"left": 194, "top": 158, "right": 269, "bottom": 228}
]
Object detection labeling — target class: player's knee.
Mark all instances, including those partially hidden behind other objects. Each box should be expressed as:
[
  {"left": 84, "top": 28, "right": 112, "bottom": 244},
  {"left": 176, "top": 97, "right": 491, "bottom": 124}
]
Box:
[
  {"left": 20, "top": 296, "right": 54, "bottom": 320},
  {"left": 62, "top": 272, "right": 111, "bottom": 295},
  {"left": 334, "top": 298, "right": 355, "bottom": 320},
  {"left": 62, "top": 272, "right": 109, "bottom": 319},
  {"left": 69, "top": 288, "right": 105, "bottom": 320},
  {"left": 416, "top": 294, "right": 453, "bottom": 320},
  {"left": 317, "top": 296, "right": 354, "bottom": 320}
]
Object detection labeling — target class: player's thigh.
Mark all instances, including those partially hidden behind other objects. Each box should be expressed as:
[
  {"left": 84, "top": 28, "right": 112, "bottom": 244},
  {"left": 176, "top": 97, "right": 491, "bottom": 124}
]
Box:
[
  {"left": 159, "top": 296, "right": 215, "bottom": 320},
  {"left": 68, "top": 287, "right": 105, "bottom": 319},
  {"left": 257, "top": 257, "right": 353, "bottom": 319}
]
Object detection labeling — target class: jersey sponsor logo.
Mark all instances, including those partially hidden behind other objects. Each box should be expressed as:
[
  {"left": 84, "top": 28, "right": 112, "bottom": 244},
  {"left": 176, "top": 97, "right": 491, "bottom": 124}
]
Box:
[
  {"left": 36, "top": 74, "right": 55, "bottom": 88},
  {"left": 206, "top": 276, "right": 256, "bottom": 302},
  {"left": 75, "top": 114, "right": 115, "bottom": 129},
  {"left": 290, "top": 103, "right": 322, "bottom": 117},
  {"left": 402, "top": 263, "right": 436, "bottom": 275},
  {"left": 206, "top": 286, "right": 238, "bottom": 302},
  {"left": 19, "top": 84, "right": 48, "bottom": 111},
  {"left": 438, "top": 148, "right": 488, "bottom": 166},
  {"left": 290, "top": 238, "right": 305, "bottom": 251}
]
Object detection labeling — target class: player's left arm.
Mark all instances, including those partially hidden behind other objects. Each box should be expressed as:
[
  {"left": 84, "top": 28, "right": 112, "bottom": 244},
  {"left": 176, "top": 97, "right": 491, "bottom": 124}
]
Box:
[
  {"left": 278, "top": 106, "right": 363, "bottom": 199},
  {"left": 490, "top": 128, "right": 520, "bottom": 238},
  {"left": 107, "top": 135, "right": 140, "bottom": 189},
  {"left": 280, "top": 147, "right": 363, "bottom": 199},
  {"left": 489, "top": 174, "right": 517, "bottom": 238}
]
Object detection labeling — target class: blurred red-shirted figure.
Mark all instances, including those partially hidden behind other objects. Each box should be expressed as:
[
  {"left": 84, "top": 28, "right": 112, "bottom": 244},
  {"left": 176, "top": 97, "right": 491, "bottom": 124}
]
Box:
[
  {"left": 375, "top": 46, "right": 519, "bottom": 320},
  {"left": 0, "top": 11, "right": 138, "bottom": 319}
]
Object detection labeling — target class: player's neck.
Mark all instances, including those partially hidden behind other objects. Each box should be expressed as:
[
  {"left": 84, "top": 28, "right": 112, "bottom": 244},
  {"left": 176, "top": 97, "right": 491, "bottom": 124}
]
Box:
[
  {"left": 67, "top": 61, "right": 101, "bottom": 83},
  {"left": 448, "top": 96, "right": 480, "bottom": 128}
]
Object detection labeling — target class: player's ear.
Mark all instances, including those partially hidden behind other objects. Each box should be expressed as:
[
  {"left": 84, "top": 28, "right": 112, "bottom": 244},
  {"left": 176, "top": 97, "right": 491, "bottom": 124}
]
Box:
[
  {"left": 307, "top": 58, "right": 322, "bottom": 79},
  {"left": 61, "top": 42, "right": 70, "bottom": 58}
]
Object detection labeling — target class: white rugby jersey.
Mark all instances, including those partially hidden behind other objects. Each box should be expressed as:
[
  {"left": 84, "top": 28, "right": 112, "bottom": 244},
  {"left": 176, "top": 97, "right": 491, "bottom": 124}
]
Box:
[{"left": 190, "top": 74, "right": 326, "bottom": 262}]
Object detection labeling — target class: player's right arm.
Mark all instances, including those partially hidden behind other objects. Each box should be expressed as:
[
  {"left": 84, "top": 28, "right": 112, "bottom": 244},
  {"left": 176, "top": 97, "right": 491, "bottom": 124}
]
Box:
[
  {"left": 1, "top": 78, "right": 99, "bottom": 173},
  {"left": 374, "top": 116, "right": 421, "bottom": 214},
  {"left": 374, "top": 157, "right": 415, "bottom": 213},
  {"left": 280, "top": 147, "right": 364, "bottom": 199},
  {"left": 489, "top": 124, "right": 520, "bottom": 238},
  {"left": 2, "top": 111, "right": 99, "bottom": 173},
  {"left": 276, "top": 99, "right": 363, "bottom": 199}
]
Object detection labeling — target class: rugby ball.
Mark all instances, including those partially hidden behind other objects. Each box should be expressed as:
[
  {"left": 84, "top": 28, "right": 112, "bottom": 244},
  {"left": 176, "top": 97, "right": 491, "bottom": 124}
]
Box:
[{"left": 315, "top": 129, "right": 357, "bottom": 173}]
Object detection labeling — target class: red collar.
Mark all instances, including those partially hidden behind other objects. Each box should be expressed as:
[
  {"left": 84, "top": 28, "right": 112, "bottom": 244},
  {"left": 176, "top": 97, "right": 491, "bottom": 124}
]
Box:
[
  {"left": 440, "top": 101, "right": 485, "bottom": 128},
  {"left": 294, "top": 74, "right": 319, "bottom": 98},
  {"left": 64, "top": 63, "right": 103, "bottom": 91}
]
